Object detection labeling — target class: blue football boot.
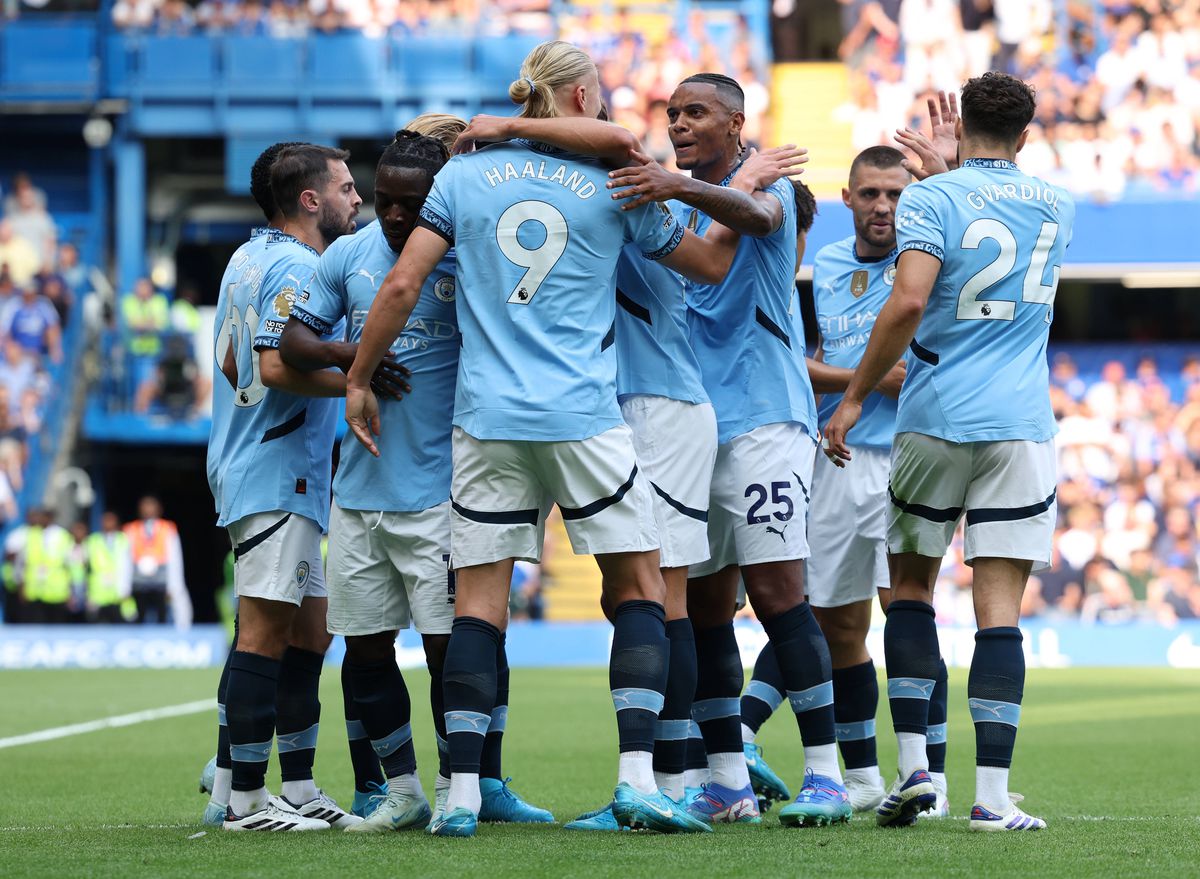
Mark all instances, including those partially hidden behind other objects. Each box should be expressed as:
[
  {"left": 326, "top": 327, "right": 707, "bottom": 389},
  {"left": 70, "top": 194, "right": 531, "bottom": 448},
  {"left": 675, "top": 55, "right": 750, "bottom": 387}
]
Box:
[
  {"left": 779, "top": 769, "right": 853, "bottom": 827},
  {"left": 611, "top": 783, "right": 712, "bottom": 834},
  {"left": 478, "top": 777, "right": 554, "bottom": 823},
  {"left": 563, "top": 802, "right": 625, "bottom": 832},
  {"left": 743, "top": 742, "right": 791, "bottom": 811},
  {"left": 350, "top": 780, "right": 390, "bottom": 820},
  {"left": 428, "top": 807, "right": 477, "bottom": 838},
  {"left": 199, "top": 756, "right": 216, "bottom": 795},
  {"left": 686, "top": 782, "right": 762, "bottom": 824}
]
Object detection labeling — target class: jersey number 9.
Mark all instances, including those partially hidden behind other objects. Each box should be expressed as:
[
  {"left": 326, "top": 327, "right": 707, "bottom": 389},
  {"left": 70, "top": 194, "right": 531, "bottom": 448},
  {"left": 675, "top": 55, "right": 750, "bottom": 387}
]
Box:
[{"left": 496, "top": 200, "right": 568, "bottom": 305}]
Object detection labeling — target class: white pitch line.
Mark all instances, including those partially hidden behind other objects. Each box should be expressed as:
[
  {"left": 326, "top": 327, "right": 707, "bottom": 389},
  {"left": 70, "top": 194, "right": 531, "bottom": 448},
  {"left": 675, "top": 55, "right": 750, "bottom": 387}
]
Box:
[{"left": 0, "top": 699, "right": 214, "bottom": 750}]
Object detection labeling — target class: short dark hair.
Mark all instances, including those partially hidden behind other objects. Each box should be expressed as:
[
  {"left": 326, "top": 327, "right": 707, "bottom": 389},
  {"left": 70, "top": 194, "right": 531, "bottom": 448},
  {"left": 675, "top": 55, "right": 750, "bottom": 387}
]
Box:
[
  {"left": 791, "top": 179, "right": 817, "bottom": 234},
  {"left": 960, "top": 72, "right": 1036, "bottom": 145},
  {"left": 848, "top": 145, "right": 908, "bottom": 185},
  {"left": 379, "top": 130, "right": 449, "bottom": 179},
  {"left": 679, "top": 72, "right": 745, "bottom": 112},
  {"left": 269, "top": 144, "right": 350, "bottom": 219},
  {"left": 250, "top": 141, "right": 307, "bottom": 222}
]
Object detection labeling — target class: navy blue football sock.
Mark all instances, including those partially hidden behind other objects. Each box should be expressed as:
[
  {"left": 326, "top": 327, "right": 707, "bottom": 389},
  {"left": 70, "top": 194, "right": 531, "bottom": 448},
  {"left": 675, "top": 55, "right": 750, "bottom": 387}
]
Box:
[
  {"left": 883, "top": 600, "right": 941, "bottom": 735},
  {"left": 426, "top": 654, "right": 449, "bottom": 779},
  {"left": 654, "top": 618, "right": 696, "bottom": 779},
  {"left": 442, "top": 616, "right": 500, "bottom": 774},
  {"left": 833, "top": 658, "right": 879, "bottom": 770},
  {"left": 927, "top": 658, "right": 949, "bottom": 773},
  {"left": 480, "top": 635, "right": 509, "bottom": 780},
  {"left": 760, "top": 601, "right": 836, "bottom": 747},
  {"left": 692, "top": 622, "right": 744, "bottom": 756},
  {"left": 215, "top": 630, "right": 236, "bottom": 773},
  {"left": 341, "top": 661, "right": 385, "bottom": 792},
  {"left": 275, "top": 647, "right": 323, "bottom": 783},
  {"left": 740, "top": 641, "right": 785, "bottom": 736},
  {"left": 610, "top": 600, "right": 668, "bottom": 753},
  {"left": 226, "top": 651, "right": 279, "bottom": 793},
  {"left": 347, "top": 655, "right": 417, "bottom": 780},
  {"left": 969, "top": 628, "right": 1024, "bottom": 769},
  {"left": 684, "top": 721, "right": 708, "bottom": 773}
]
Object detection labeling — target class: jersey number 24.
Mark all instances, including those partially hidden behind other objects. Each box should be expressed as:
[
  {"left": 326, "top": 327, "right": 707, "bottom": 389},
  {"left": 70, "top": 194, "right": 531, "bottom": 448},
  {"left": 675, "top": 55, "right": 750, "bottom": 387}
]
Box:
[{"left": 957, "top": 219, "right": 1060, "bottom": 321}]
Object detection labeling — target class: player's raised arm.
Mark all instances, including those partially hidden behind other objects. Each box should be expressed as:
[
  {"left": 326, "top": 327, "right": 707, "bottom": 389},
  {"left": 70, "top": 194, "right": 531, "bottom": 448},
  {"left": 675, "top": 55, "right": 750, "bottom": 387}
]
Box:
[
  {"left": 455, "top": 114, "right": 640, "bottom": 166},
  {"left": 345, "top": 226, "right": 448, "bottom": 455}
]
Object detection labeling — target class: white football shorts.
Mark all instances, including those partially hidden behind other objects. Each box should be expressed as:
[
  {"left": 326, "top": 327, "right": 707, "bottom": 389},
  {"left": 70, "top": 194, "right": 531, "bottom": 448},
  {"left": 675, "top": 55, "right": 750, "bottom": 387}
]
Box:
[
  {"left": 806, "top": 444, "right": 891, "bottom": 608},
  {"left": 228, "top": 510, "right": 327, "bottom": 606},
  {"left": 450, "top": 423, "right": 659, "bottom": 567},
  {"left": 325, "top": 501, "right": 454, "bottom": 636},
  {"left": 690, "top": 421, "right": 817, "bottom": 577},
  {"left": 887, "top": 432, "right": 1057, "bottom": 571},
  {"left": 621, "top": 395, "right": 717, "bottom": 569}
]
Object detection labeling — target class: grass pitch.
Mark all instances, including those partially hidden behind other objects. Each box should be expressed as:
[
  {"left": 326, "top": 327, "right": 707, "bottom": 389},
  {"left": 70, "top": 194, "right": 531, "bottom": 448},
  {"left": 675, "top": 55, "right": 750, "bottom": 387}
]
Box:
[{"left": 1, "top": 666, "right": 1197, "bottom": 878}]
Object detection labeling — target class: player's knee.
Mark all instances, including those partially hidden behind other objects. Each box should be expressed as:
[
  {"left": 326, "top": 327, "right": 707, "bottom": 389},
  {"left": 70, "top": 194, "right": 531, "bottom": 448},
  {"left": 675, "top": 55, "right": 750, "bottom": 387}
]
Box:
[
  {"left": 421, "top": 633, "right": 450, "bottom": 672},
  {"left": 346, "top": 631, "right": 398, "bottom": 664}
]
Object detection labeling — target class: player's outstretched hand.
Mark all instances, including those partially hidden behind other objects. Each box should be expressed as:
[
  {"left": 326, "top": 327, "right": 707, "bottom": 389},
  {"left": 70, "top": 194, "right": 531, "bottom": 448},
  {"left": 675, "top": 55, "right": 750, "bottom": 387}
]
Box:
[
  {"left": 928, "top": 90, "right": 960, "bottom": 171},
  {"left": 452, "top": 115, "right": 511, "bottom": 155},
  {"left": 822, "top": 399, "right": 862, "bottom": 468},
  {"left": 895, "top": 127, "right": 949, "bottom": 180},
  {"left": 876, "top": 360, "right": 907, "bottom": 399},
  {"left": 346, "top": 384, "right": 382, "bottom": 457},
  {"left": 370, "top": 354, "right": 412, "bottom": 400},
  {"left": 732, "top": 145, "right": 808, "bottom": 191},
  {"left": 607, "top": 151, "right": 682, "bottom": 209}
]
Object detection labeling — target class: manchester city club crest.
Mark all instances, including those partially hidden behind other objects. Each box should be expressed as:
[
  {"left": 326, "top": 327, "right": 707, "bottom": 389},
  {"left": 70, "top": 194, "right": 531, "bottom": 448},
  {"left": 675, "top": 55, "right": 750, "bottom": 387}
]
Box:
[
  {"left": 434, "top": 276, "right": 456, "bottom": 303},
  {"left": 294, "top": 561, "right": 310, "bottom": 586},
  {"left": 884, "top": 263, "right": 897, "bottom": 286}
]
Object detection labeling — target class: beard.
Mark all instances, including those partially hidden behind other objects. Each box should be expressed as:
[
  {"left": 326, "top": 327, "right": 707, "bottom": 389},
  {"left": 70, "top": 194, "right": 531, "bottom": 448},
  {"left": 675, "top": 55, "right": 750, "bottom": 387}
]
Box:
[{"left": 317, "top": 203, "right": 354, "bottom": 248}]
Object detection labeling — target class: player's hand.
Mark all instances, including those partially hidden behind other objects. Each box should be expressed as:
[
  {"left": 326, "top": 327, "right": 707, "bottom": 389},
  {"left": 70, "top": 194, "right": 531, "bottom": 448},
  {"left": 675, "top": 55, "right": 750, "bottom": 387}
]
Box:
[
  {"left": 370, "top": 354, "right": 412, "bottom": 400},
  {"left": 876, "top": 360, "right": 907, "bottom": 399},
  {"left": 895, "top": 127, "right": 950, "bottom": 180},
  {"left": 345, "top": 383, "right": 382, "bottom": 457},
  {"left": 607, "top": 151, "right": 683, "bottom": 209},
  {"left": 731, "top": 145, "right": 808, "bottom": 191},
  {"left": 928, "top": 90, "right": 960, "bottom": 171},
  {"left": 452, "top": 115, "right": 512, "bottom": 155},
  {"left": 822, "top": 399, "right": 862, "bottom": 468}
]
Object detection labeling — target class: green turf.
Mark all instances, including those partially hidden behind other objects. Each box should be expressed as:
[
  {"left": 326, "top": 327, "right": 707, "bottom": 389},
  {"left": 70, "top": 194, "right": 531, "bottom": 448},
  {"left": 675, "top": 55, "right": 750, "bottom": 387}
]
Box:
[{"left": 1, "top": 667, "right": 1197, "bottom": 878}]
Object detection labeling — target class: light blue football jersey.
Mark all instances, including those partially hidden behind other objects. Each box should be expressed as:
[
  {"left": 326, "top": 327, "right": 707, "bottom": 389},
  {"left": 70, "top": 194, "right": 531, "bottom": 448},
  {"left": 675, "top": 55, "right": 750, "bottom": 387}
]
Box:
[
  {"left": 894, "top": 158, "right": 1075, "bottom": 443},
  {"left": 292, "top": 220, "right": 458, "bottom": 513},
  {"left": 207, "top": 230, "right": 340, "bottom": 530},
  {"left": 418, "top": 139, "right": 684, "bottom": 442},
  {"left": 674, "top": 173, "right": 818, "bottom": 444},
  {"left": 812, "top": 235, "right": 898, "bottom": 451},
  {"left": 614, "top": 243, "right": 707, "bottom": 405}
]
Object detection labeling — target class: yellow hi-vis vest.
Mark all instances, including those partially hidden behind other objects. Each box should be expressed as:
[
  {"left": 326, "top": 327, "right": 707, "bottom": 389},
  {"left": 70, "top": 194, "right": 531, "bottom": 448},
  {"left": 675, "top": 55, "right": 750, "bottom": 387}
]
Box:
[
  {"left": 86, "top": 532, "right": 128, "bottom": 607},
  {"left": 25, "top": 526, "right": 74, "bottom": 605}
]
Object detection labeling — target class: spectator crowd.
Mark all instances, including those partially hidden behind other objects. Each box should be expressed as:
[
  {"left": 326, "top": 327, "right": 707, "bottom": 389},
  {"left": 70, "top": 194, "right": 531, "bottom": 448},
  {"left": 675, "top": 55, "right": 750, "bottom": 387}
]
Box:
[
  {"left": 935, "top": 350, "right": 1200, "bottom": 627},
  {"left": 837, "top": 0, "right": 1200, "bottom": 198},
  {"left": 0, "top": 173, "right": 82, "bottom": 528}
]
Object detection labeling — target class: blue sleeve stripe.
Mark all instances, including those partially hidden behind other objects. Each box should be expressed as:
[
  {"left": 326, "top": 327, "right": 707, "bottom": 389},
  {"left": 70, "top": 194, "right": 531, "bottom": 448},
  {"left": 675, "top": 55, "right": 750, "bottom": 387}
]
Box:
[
  {"left": 370, "top": 723, "right": 413, "bottom": 758},
  {"left": 276, "top": 722, "right": 319, "bottom": 753},
  {"left": 230, "top": 739, "right": 273, "bottom": 763},
  {"left": 252, "top": 335, "right": 280, "bottom": 350},
  {"left": 968, "top": 698, "right": 1021, "bottom": 728},
  {"left": 744, "top": 679, "right": 785, "bottom": 710},
  {"left": 612, "top": 687, "right": 666, "bottom": 713},
  {"left": 835, "top": 718, "right": 876, "bottom": 742},
  {"left": 899, "top": 240, "right": 944, "bottom": 261},
  {"left": 887, "top": 677, "right": 937, "bottom": 700},
  {"left": 445, "top": 710, "right": 491, "bottom": 736},
  {"left": 417, "top": 209, "right": 454, "bottom": 243},
  {"left": 643, "top": 221, "right": 685, "bottom": 261},
  {"left": 290, "top": 306, "right": 332, "bottom": 336},
  {"left": 786, "top": 681, "right": 834, "bottom": 712},
  {"left": 655, "top": 718, "right": 693, "bottom": 741},
  {"left": 691, "top": 696, "right": 741, "bottom": 721}
]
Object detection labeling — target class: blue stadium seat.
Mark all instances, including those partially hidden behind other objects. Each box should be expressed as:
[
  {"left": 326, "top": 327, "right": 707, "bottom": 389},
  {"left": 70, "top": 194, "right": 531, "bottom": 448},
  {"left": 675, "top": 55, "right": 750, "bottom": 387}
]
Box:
[
  {"left": 136, "top": 37, "right": 217, "bottom": 97},
  {"left": 475, "top": 34, "right": 542, "bottom": 93},
  {"left": 309, "top": 34, "right": 388, "bottom": 96},
  {"left": 394, "top": 36, "right": 472, "bottom": 101},
  {"left": 224, "top": 37, "right": 304, "bottom": 96},
  {"left": 0, "top": 22, "right": 96, "bottom": 100}
]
